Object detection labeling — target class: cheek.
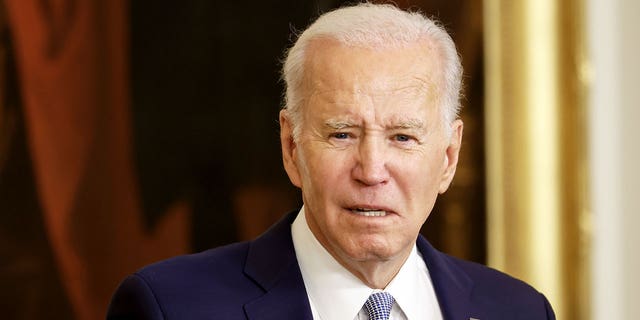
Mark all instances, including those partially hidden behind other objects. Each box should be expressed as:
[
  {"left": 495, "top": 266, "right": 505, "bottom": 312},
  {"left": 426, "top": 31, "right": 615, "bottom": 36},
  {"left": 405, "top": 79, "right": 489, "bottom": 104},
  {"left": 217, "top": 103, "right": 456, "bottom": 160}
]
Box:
[
  {"left": 393, "top": 154, "right": 444, "bottom": 201},
  {"left": 297, "top": 146, "right": 347, "bottom": 198},
  {"left": 305, "top": 146, "right": 351, "bottom": 177}
]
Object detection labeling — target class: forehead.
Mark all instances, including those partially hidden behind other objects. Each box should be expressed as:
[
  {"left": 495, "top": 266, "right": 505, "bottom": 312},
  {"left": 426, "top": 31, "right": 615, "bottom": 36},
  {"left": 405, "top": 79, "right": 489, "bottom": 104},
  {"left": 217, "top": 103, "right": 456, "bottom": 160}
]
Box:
[
  {"left": 300, "top": 39, "right": 443, "bottom": 118},
  {"left": 303, "top": 39, "right": 442, "bottom": 94}
]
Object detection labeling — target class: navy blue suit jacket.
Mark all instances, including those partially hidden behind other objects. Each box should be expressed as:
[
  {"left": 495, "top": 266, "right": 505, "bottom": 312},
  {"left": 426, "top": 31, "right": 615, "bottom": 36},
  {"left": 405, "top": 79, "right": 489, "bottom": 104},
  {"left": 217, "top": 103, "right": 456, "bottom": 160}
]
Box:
[{"left": 107, "top": 211, "right": 555, "bottom": 319}]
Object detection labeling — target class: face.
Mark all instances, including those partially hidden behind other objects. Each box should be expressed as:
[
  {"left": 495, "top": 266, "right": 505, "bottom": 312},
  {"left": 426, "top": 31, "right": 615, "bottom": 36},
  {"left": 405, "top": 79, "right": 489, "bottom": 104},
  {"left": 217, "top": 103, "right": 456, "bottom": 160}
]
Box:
[{"left": 280, "top": 39, "right": 463, "bottom": 271}]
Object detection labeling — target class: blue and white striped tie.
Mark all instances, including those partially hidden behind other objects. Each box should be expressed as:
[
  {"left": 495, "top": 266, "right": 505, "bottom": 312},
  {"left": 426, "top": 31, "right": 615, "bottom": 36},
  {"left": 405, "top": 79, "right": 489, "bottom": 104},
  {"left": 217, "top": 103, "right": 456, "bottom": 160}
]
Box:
[{"left": 363, "top": 292, "right": 395, "bottom": 320}]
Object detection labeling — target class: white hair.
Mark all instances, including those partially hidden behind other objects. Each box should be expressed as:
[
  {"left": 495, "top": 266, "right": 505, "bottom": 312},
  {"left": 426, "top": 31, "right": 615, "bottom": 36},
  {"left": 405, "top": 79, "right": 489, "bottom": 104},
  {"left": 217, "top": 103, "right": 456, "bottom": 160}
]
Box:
[{"left": 281, "top": 3, "right": 463, "bottom": 139}]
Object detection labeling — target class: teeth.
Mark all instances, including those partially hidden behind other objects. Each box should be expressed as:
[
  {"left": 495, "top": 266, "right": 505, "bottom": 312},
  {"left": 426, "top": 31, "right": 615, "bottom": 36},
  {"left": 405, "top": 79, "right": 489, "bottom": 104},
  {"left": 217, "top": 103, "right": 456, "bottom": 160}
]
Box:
[{"left": 352, "top": 208, "right": 387, "bottom": 217}]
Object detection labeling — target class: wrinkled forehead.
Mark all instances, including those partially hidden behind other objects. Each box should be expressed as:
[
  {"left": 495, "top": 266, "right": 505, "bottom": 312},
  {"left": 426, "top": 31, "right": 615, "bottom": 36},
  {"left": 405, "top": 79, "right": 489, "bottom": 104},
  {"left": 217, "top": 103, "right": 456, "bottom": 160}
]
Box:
[
  {"left": 302, "top": 39, "right": 443, "bottom": 101},
  {"left": 305, "top": 85, "right": 432, "bottom": 114}
]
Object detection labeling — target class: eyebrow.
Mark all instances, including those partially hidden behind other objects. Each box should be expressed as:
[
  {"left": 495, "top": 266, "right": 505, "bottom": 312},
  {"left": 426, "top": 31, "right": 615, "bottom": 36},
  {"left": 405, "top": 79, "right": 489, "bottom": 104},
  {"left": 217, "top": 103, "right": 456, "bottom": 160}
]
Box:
[
  {"left": 324, "top": 118, "right": 425, "bottom": 130},
  {"left": 392, "top": 118, "right": 425, "bottom": 130},
  {"left": 324, "top": 119, "right": 356, "bottom": 130}
]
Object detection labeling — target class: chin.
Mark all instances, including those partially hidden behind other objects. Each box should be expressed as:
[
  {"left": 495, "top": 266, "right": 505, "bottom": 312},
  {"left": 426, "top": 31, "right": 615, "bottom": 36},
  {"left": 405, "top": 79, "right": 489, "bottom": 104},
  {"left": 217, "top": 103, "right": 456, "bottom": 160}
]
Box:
[{"left": 342, "top": 239, "right": 400, "bottom": 262}]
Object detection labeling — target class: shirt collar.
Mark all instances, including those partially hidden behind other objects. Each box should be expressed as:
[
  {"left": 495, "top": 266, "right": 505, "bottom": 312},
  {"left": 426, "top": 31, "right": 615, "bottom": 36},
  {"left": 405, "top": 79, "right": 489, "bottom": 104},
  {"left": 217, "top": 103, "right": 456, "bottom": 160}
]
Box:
[
  {"left": 385, "top": 244, "right": 441, "bottom": 319},
  {"left": 292, "top": 207, "right": 371, "bottom": 319},
  {"left": 292, "top": 207, "right": 441, "bottom": 320}
]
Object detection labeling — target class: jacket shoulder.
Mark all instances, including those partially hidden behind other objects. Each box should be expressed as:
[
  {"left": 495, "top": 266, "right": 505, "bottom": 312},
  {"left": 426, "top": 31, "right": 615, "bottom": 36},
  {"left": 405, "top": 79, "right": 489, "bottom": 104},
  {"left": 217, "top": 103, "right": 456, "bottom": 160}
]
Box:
[
  {"left": 136, "top": 241, "right": 250, "bottom": 285},
  {"left": 108, "top": 242, "right": 264, "bottom": 319},
  {"left": 448, "top": 255, "right": 538, "bottom": 296},
  {"left": 444, "top": 254, "right": 555, "bottom": 319}
]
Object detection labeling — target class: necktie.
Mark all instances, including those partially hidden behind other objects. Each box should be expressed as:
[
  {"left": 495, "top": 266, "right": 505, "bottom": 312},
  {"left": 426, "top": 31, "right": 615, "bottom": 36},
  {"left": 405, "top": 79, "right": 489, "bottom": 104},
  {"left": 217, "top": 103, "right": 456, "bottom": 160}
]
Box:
[{"left": 363, "top": 292, "right": 395, "bottom": 320}]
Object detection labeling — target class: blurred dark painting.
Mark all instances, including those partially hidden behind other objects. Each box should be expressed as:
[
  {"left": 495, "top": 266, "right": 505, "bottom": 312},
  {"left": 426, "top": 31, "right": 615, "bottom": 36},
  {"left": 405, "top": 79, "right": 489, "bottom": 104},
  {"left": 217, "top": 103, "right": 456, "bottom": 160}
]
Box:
[{"left": 0, "top": 0, "right": 484, "bottom": 319}]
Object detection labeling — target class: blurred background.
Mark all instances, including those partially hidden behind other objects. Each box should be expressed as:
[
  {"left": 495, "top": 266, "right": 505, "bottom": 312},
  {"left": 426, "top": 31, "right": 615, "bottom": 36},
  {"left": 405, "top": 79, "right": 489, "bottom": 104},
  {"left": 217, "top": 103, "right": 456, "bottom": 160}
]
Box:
[{"left": 0, "top": 0, "right": 637, "bottom": 319}]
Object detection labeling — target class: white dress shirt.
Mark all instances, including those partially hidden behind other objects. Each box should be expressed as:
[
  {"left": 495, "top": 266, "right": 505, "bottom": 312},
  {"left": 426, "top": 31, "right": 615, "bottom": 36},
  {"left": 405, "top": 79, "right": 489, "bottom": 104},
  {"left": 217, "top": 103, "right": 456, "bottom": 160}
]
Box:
[{"left": 291, "top": 207, "right": 443, "bottom": 320}]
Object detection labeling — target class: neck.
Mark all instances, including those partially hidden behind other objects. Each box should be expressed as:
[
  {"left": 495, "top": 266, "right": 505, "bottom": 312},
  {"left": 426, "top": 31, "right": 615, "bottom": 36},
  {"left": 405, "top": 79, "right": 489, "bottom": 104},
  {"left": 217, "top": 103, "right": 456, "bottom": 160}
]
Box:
[{"left": 335, "top": 247, "right": 413, "bottom": 289}]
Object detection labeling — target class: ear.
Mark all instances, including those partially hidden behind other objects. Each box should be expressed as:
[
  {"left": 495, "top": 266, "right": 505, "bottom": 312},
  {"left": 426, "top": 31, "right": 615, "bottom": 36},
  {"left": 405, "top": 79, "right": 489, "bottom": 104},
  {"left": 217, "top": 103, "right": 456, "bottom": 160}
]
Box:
[
  {"left": 438, "top": 119, "right": 463, "bottom": 194},
  {"left": 280, "top": 110, "right": 302, "bottom": 188}
]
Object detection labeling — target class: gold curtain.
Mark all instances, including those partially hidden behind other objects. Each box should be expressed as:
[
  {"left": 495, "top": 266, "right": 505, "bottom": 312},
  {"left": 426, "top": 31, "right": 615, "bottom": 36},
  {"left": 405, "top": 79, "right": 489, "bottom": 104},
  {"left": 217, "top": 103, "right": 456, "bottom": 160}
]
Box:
[{"left": 484, "top": 0, "right": 590, "bottom": 319}]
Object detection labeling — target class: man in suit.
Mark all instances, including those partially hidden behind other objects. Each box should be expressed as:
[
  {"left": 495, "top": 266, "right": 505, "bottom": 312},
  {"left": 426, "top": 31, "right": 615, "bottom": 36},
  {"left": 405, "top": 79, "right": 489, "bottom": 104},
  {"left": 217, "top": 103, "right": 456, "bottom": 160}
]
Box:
[{"left": 108, "top": 3, "right": 555, "bottom": 319}]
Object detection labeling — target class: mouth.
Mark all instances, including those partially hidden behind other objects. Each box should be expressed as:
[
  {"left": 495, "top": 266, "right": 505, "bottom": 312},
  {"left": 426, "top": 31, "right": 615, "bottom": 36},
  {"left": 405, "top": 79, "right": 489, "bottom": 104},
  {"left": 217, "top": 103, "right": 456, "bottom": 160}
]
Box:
[{"left": 349, "top": 207, "right": 390, "bottom": 217}]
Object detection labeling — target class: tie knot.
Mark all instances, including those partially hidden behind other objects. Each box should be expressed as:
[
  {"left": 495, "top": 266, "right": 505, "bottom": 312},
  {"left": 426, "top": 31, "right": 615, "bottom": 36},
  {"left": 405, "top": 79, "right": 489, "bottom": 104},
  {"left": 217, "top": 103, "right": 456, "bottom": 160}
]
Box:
[{"left": 363, "top": 292, "right": 395, "bottom": 320}]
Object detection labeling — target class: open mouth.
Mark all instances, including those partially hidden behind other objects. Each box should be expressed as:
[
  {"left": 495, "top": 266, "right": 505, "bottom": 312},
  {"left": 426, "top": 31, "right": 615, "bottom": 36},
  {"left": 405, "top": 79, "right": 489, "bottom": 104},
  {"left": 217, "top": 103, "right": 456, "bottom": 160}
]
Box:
[{"left": 350, "top": 208, "right": 388, "bottom": 217}]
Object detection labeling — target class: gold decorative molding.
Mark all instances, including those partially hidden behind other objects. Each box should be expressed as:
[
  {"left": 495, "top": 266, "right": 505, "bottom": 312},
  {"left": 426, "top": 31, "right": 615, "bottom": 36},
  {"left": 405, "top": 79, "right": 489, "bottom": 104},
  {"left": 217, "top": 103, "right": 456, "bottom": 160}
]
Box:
[{"left": 484, "top": 0, "right": 590, "bottom": 319}]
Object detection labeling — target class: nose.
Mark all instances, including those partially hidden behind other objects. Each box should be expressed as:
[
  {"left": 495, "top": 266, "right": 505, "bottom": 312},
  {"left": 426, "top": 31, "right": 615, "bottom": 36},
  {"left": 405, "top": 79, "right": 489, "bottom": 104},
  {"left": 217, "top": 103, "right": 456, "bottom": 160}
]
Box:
[{"left": 351, "top": 136, "right": 390, "bottom": 186}]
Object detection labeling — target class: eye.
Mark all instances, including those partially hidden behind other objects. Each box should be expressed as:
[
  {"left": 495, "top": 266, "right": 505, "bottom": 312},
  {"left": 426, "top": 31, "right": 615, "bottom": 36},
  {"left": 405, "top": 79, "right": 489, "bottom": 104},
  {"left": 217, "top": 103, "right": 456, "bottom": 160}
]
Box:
[
  {"left": 332, "top": 132, "right": 350, "bottom": 139},
  {"left": 394, "top": 134, "right": 411, "bottom": 142}
]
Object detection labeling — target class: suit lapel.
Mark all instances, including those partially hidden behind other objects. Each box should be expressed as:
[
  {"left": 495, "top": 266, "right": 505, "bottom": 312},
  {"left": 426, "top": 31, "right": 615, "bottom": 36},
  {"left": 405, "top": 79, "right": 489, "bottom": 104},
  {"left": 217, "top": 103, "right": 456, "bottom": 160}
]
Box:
[
  {"left": 242, "top": 212, "right": 478, "bottom": 320},
  {"left": 417, "top": 236, "right": 475, "bottom": 320},
  {"left": 242, "top": 211, "right": 313, "bottom": 320}
]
